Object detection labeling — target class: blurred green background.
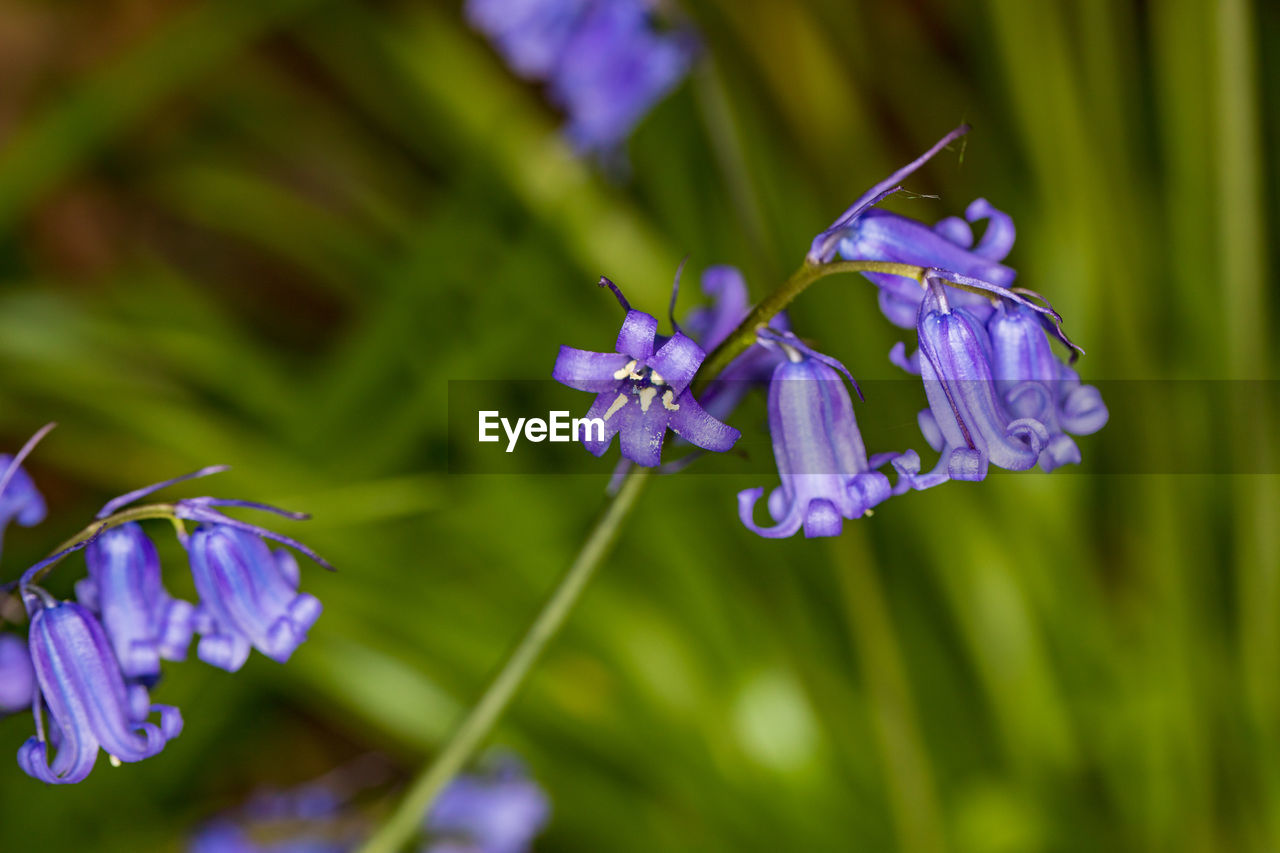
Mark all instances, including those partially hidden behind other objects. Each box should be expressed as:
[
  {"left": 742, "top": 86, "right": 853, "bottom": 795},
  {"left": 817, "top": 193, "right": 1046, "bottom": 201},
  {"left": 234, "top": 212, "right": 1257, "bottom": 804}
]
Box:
[{"left": 0, "top": 0, "right": 1277, "bottom": 850}]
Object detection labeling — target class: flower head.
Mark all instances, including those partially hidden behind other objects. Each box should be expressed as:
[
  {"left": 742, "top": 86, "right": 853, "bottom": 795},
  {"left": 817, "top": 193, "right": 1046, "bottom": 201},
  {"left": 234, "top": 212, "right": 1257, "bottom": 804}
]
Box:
[
  {"left": 425, "top": 759, "right": 550, "bottom": 853},
  {"left": 17, "top": 595, "right": 182, "bottom": 784},
  {"left": 738, "top": 332, "right": 909, "bottom": 538},
  {"left": 186, "top": 524, "right": 323, "bottom": 673},
  {"left": 986, "top": 299, "right": 1108, "bottom": 471},
  {"left": 895, "top": 274, "right": 1056, "bottom": 488},
  {"left": 75, "top": 522, "right": 195, "bottom": 681},
  {"left": 0, "top": 453, "right": 46, "bottom": 558},
  {"left": 553, "top": 277, "right": 740, "bottom": 467},
  {"left": 0, "top": 632, "right": 35, "bottom": 715}
]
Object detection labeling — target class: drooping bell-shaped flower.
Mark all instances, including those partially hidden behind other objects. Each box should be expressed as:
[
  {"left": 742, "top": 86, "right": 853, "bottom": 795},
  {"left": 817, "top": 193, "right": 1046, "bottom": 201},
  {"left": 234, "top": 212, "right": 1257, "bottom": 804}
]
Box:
[
  {"left": 549, "top": 0, "right": 696, "bottom": 154},
  {"left": 17, "top": 595, "right": 182, "bottom": 784},
  {"left": 465, "top": 0, "right": 589, "bottom": 79},
  {"left": 74, "top": 522, "right": 195, "bottom": 681},
  {"left": 895, "top": 275, "right": 1054, "bottom": 489},
  {"left": 0, "top": 632, "right": 35, "bottom": 715},
  {"left": 738, "top": 332, "right": 909, "bottom": 539},
  {"left": 0, "top": 452, "right": 46, "bottom": 559},
  {"left": 986, "top": 299, "right": 1108, "bottom": 471},
  {"left": 808, "top": 125, "right": 1018, "bottom": 328},
  {"left": 186, "top": 524, "right": 323, "bottom": 673},
  {"left": 682, "top": 265, "right": 788, "bottom": 420},
  {"left": 553, "top": 278, "right": 740, "bottom": 467},
  {"left": 425, "top": 758, "right": 551, "bottom": 853}
]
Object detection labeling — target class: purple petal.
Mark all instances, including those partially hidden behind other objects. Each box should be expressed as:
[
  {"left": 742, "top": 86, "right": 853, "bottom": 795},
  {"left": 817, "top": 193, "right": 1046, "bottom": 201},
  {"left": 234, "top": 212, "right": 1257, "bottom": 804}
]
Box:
[
  {"left": 666, "top": 390, "right": 739, "bottom": 454},
  {"left": 649, "top": 332, "right": 705, "bottom": 393},
  {"left": 966, "top": 198, "right": 1016, "bottom": 261},
  {"left": 615, "top": 310, "right": 658, "bottom": 361},
  {"left": 552, "top": 346, "right": 631, "bottom": 392}
]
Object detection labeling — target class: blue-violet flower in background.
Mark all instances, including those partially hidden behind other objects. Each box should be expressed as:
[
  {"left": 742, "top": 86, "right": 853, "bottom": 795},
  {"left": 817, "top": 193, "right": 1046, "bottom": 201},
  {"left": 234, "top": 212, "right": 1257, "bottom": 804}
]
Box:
[
  {"left": 0, "top": 452, "right": 46, "bottom": 559},
  {"left": 75, "top": 522, "right": 195, "bottom": 682},
  {"left": 738, "top": 331, "right": 910, "bottom": 539},
  {"left": 553, "top": 277, "right": 740, "bottom": 467},
  {"left": 424, "top": 758, "right": 550, "bottom": 853},
  {"left": 683, "top": 265, "right": 788, "bottom": 421},
  {"left": 18, "top": 596, "right": 182, "bottom": 784},
  {"left": 0, "top": 632, "right": 35, "bottom": 715},
  {"left": 465, "top": 0, "right": 589, "bottom": 79}
]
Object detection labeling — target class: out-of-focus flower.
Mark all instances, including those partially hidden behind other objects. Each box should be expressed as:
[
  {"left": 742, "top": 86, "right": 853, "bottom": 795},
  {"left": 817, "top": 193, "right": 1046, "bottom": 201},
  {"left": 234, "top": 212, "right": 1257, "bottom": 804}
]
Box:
[
  {"left": 553, "top": 277, "right": 739, "bottom": 467},
  {"left": 0, "top": 632, "right": 35, "bottom": 715},
  {"left": 75, "top": 522, "right": 195, "bottom": 681},
  {"left": 683, "top": 265, "right": 788, "bottom": 421},
  {"left": 424, "top": 760, "right": 550, "bottom": 853},
  {"left": 186, "top": 524, "right": 323, "bottom": 673},
  {"left": 549, "top": 0, "right": 696, "bottom": 154},
  {"left": 738, "top": 331, "right": 908, "bottom": 538},
  {"left": 17, "top": 596, "right": 182, "bottom": 784},
  {"left": 467, "top": 0, "right": 696, "bottom": 156},
  {"left": 0, "top": 452, "right": 46, "bottom": 558}
]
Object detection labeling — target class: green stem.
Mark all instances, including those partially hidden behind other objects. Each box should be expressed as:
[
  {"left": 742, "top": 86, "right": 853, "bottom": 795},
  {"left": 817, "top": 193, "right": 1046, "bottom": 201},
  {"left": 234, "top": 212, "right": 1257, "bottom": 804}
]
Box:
[
  {"left": 692, "top": 260, "right": 924, "bottom": 394},
  {"left": 357, "top": 466, "right": 652, "bottom": 853}
]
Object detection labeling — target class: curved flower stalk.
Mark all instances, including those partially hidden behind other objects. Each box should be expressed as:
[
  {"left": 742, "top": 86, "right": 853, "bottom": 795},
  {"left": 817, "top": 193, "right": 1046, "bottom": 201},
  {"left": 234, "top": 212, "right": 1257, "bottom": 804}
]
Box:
[
  {"left": 187, "top": 525, "right": 324, "bottom": 673},
  {"left": 986, "top": 299, "right": 1109, "bottom": 471},
  {"left": 75, "top": 522, "right": 195, "bottom": 681},
  {"left": 17, "top": 596, "right": 182, "bottom": 785},
  {"left": 424, "top": 758, "right": 550, "bottom": 853},
  {"left": 553, "top": 277, "right": 740, "bottom": 467},
  {"left": 683, "top": 265, "right": 789, "bottom": 421},
  {"left": 0, "top": 632, "right": 34, "bottom": 715},
  {"left": 738, "top": 332, "right": 911, "bottom": 539}
]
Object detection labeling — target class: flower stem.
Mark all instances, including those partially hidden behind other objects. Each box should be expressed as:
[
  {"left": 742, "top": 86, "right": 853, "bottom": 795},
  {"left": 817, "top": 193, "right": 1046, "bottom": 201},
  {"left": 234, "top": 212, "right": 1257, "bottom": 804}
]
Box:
[
  {"left": 691, "top": 260, "right": 924, "bottom": 394},
  {"left": 357, "top": 466, "right": 652, "bottom": 853}
]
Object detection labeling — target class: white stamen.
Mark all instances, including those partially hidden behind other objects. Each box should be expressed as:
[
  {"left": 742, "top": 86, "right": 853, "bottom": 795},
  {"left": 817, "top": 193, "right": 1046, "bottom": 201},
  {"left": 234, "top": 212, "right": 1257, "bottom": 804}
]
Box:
[
  {"left": 603, "top": 394, "right": 629, "bottom": 421},
  {"left": 613, "top": 360, "right": 638, "bottom": 380},
  {"left": 662, "top": 390, "right": 680, "bottom": 411},
  {"left": 637, "top": 386, "right": 658, "bottom": 413},
  {"left": 108, "top": 754, "right": 122, "bottom": 768},
  {"left": 650, "top": 370, "right": 666, "bottom": 385}
]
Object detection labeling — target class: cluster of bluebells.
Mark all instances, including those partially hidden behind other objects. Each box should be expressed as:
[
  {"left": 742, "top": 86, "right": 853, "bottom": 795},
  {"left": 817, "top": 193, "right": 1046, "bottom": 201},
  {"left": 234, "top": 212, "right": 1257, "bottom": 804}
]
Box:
[
  {"left": 554, "top": 125, "right": 1108, "bottom": 537},
  {"left": 466, "top": 0, "right": 697, "bottom": 156},
  {"left": 188, "top": 754, "right": 549, "bottom": 853},
  {"left": 0, "top": 443, "right": 330, "bottom": 785}
]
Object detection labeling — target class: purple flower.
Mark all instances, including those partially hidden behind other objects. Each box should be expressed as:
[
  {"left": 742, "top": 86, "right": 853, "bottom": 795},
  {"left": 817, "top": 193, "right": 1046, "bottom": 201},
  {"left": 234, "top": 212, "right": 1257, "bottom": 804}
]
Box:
[
  {"left": 425, "top": 760, "right": 550, "bottom": 853},
  {"left": 465, "top": 0, "right": 589, "bottom": 79},
  {"left": 75, "top": 522, "right": 195, "bottom": 681},
  {"left": 0, "top": 452, "right": 46, "bottom": 558},
  {"left": 683, "top": 265, "right": 788, "bottom": 421},
  {"left": 186, "top": 524, "right": 323, "bottom": 673},
  {"left": 553, "top": 277, "right": 740, "bottom": 467},
  {"left": 549, "top": 0, "right": 696, "bottom": 154},
  {"left": 986, "top": 299, "right": 1108, "bottom": 471},
  {"left": 894, "top": 275, "right": 1053, "bottom": 488},
  {"left": 0, "top": 632, "right": 35, "bottom": 715},
  {"left": 17, "top": 596, "right": 182, "bottom": 784},
  {"left": 738, "top": 332, "right": 909, "bottom": 539},
  {"left": 188, "top": 821, "right": 348, "bottom": 853}
]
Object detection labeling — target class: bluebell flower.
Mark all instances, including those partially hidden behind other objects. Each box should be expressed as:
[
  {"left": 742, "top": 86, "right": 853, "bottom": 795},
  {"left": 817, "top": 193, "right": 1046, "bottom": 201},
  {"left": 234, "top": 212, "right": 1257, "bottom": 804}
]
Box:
[
  {"left": 0, "top": 632, "right": 35, "bottom": 715},
  {"left": 808, "top": 125, "right": 1019, "bottom": 328},
  {"left": 425, "top": 759, "right": 550, "bottom": 853},
  {"left": 548, "top": 0, "right": 696, "bottom": 154},
  {"left": 75, "top": 522, "right": 195, "bottom": 681},
  {"left": 985, "top": 299, "right": 1108, "bottom": 471},
  {"left": 465, "top": 0, "right": 589, "bottom": 79},
  {"left": 683, "top": 265, "right": 789, "bottom": 421},
  {"left": 186, "top": 523, "right": 323, "bottom": 673},
  {"left": 553, "top": 277, "right": 740, "bottom": 467},
  {"left": 0, "top": 452, "right": 46, "bottom": 559},
  {"left": 738, "top": 331, "right": 911, "bottom": 539},
  {"left": 894, "top": 273, "right": 1059, "bottom": 488},
  {"left": 17, "top": 595, "right": 182, "bottom": 784}
]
